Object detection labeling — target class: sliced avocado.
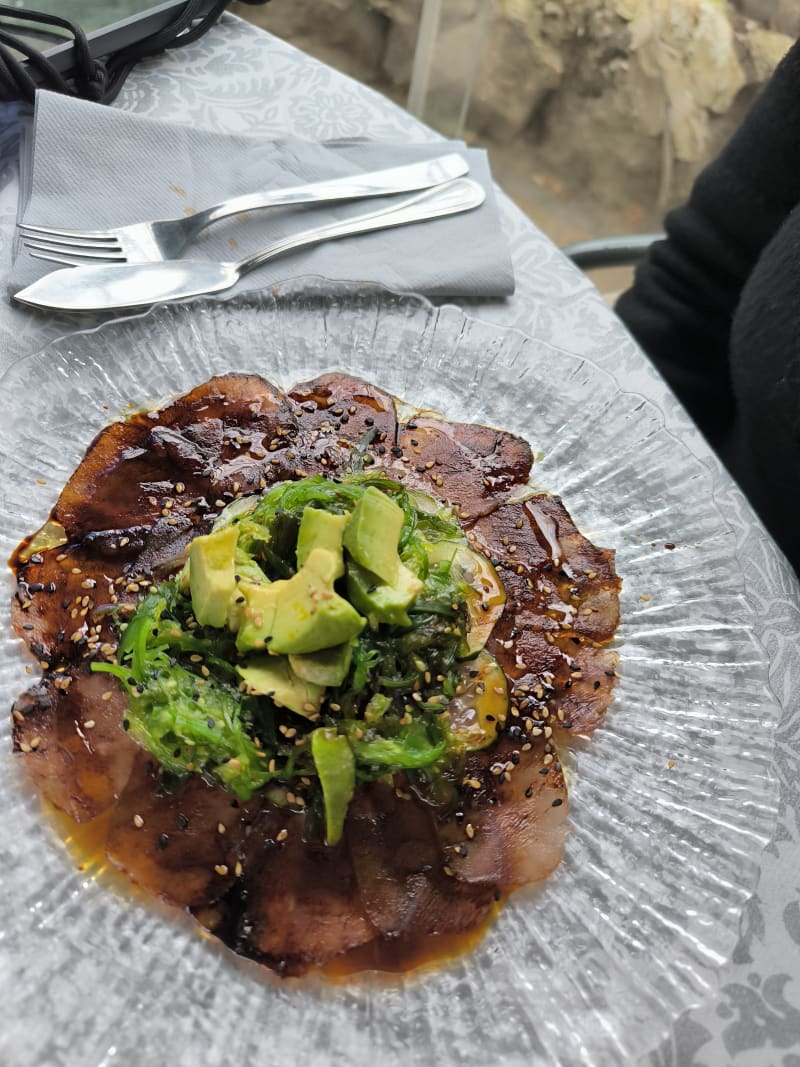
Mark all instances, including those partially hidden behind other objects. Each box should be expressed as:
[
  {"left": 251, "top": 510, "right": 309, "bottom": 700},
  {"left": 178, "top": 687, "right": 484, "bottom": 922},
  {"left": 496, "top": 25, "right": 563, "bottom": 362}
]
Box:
[
  {"left": 347, "top": 558, "right": 423, "bottom": 628},
  {"left": 310, "top": 728, "right": 355, "bottom": 845},
  {"left": 227, "top": 551, "right": 270, "bottom": 631},
  {"left": 289, "top": 641, "right": 353, "bottom": 687},
  {"left": 235, "top": 580, "right": 279, "bottom": 652},
  {"left": 189, "top": 524, "right": 239, "bottom": 628},
  {"left": 296, "top": 507, "right": 347, "bottom": 574},
  {"left": 343, "top": 486, "right": 404, "bottom": 585},
  {"left": 236, "top": 547, "right": 365, "bottom": 655},
  {"left": 237, "top": 655, "right": 323, "bottom": 717}
]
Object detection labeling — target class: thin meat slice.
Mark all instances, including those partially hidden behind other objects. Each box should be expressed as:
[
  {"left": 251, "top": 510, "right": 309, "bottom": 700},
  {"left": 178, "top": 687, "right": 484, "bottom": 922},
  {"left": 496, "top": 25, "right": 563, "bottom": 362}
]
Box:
[
  {"left": 470, "top": 497, "right": 619, "bottom": 736},
  {"left": 287, "top": 372, "right": 399, "bottom": 478},
  {"left": 12, "top": 668, "right": 138, "bottom": 822},
  {"left": 394, "top": 416, "right": 533, "bottom": 518},
  {"left": 435, "top": 734, "right": 569, "bottom": 891},
  {"left": 11, "top": 543, "right": 126, "bottom": 665},
  {"left": 290, "top": 372, "right": 398, "bottom": 442},
  {"left": 53, "top": 374, "right": 299, "bottom": 538},
  {"left": 346, "top": 782, "right": 444, "bottom": 937},
  {"left": 234, "top": 806, "right": 375, "bottom": 975},
  {"left": 346, "top": 783, "right": 496, "bottom": 943},
  {"left": 106, "top": 754, "right": 249, "bottom": 909}
]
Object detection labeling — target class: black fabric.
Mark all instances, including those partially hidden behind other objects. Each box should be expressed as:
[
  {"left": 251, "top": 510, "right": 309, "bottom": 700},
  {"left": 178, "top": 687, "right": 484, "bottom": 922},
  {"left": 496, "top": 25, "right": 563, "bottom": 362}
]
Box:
[
  {"left": 0, "top": 2, "right": 271, "bottom": 105},
  {"left": 616, "top": 36, "right": 800, "bottom": 575}
]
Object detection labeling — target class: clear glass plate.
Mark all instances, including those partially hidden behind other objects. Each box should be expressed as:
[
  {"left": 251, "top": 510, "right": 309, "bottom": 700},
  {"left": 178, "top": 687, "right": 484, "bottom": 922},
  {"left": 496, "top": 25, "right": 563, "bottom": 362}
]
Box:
[{"left": 0, "top": 281, "right": 779, "bottom": 1067}]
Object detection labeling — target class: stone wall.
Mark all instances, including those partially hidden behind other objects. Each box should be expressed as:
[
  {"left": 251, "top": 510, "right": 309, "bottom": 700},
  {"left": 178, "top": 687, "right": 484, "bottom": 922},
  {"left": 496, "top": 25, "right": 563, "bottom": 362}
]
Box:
[{"left": 235, "top": 0, "right": 794, "bottom": 210}]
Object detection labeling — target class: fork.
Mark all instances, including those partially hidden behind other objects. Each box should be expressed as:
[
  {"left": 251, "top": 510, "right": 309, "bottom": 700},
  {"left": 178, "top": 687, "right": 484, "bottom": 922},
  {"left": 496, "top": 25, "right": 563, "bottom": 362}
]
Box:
[{"left": 16, "top": 153, "right": 469, "bottom": 267}]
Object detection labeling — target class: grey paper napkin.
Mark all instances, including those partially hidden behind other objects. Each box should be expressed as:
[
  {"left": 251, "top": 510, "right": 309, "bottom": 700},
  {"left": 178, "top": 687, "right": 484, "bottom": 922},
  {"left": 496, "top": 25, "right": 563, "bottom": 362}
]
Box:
[{"left": 10, "top": 90, "right": 514, "bottom": 300}]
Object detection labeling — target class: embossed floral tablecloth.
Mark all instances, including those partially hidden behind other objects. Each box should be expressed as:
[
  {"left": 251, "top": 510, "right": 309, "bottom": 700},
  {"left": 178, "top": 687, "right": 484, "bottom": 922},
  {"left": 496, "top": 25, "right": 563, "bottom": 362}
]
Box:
[{"left": 0, "top": 14, "right": 797, "bottom": 1067}]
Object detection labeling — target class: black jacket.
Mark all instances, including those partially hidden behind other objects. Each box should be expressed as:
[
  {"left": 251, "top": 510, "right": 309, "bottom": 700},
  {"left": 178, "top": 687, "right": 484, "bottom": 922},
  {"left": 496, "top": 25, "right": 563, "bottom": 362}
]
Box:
[{"left": 616, "top": 37, "right": 800, "bottom": 574}]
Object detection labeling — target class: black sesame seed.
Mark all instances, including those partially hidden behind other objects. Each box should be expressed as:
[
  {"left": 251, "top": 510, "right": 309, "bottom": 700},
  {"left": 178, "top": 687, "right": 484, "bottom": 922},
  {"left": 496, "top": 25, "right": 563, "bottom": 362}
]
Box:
[
  {"left": 28, "top": 583, "right": 44, "bottom": 593},
  {"left": 594, "top": 680, "right": 601, "bottom": 690},
  {"left": 45, "top": 582, "right": 57, "bottom": 594},
  {"left": 122, "top": 718, "right": 130, "bottom": 731},
  {"left": 263, "top": 838, "right": 277, "bottom": 850},
  {"left": 176, "top": 814, "right": 189, "bottom": 830},
  {"left": 364, "top": 417, "right": 374, "bottom": 427},
  {"left": 420, "top": 864, "right": 432, "bottom": 874},
  {"left": 156, "top": 833, "right": 169, "bottom": 851},
  {"left": 552, "top": 798, "right": 563, "bottom": 807},
  {"left": 524, "top": 785, "right": 534, "bottom": 798}
]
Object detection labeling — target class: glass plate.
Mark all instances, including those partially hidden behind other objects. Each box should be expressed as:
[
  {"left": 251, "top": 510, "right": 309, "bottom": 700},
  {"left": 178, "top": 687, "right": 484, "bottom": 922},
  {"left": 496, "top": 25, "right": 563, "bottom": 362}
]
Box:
[{"left": 0, "top": 281, "right": 779, "bottom": 1067}]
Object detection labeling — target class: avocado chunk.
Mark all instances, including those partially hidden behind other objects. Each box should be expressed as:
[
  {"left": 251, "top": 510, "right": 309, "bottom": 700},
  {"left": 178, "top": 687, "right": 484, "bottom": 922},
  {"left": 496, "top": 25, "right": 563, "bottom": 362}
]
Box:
[
  {"left": 237, "top": 655, "right": 323, "bottom": 717},
  {"left": 296, "top": 507, "right": 347, "bottom": 574},
  {"left": 234, "top": 580, "right": 278, "bottom": 651},
  {"left": 189, "top": 524, "right": 239, "bottom": 628},
  {"left": 310, "top": 728, "right": 355, "bottom": 845},
  {"left": 289, "top": 641, "right": 353, "bottom": 687},
  {"left": 235, "top": 547, "right": 365, "bottom": 655},
  {"left": 347, "top": 558, "right": 423, "bottom": 628},
  {"left": 343, "top": 486, "right": 404, "bottom": 585}
]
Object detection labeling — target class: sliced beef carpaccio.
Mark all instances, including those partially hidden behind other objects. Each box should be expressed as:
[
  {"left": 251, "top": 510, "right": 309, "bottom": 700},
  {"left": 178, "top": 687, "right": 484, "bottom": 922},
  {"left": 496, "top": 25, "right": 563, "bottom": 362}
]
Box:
[{"left": 9, "top": 372, "right": 619, "bottom": 976}]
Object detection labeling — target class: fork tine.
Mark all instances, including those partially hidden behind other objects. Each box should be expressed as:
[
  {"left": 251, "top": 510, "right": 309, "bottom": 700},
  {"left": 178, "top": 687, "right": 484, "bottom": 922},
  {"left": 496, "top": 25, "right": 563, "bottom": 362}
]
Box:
[
  {"left": 23, "top": 239, "right": 126, "bottom": 262},
  {"left": 18, "top": 223, "right": 119, "bottom": 243},
  {"left": 20, "top": 232, "right": 123, "bottom": 252},
  {"left": 28, "top": 248, "right": 126, "bottom": 268},
  {"left": 28, "top": 250, "right": 84, "bottom": 268}
]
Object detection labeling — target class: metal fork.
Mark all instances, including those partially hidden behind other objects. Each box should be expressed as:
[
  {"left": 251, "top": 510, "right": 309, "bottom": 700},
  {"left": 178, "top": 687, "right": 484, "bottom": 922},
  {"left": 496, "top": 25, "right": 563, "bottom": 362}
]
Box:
[{"left": 17, "top": 153, "right": 469, "bottom": 266}]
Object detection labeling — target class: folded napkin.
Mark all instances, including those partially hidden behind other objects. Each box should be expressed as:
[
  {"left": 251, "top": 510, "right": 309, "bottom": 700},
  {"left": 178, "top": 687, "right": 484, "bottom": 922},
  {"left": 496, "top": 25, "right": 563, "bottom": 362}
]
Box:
[{"left": 10, "top": 90, "right": 514, "bottom": 300}]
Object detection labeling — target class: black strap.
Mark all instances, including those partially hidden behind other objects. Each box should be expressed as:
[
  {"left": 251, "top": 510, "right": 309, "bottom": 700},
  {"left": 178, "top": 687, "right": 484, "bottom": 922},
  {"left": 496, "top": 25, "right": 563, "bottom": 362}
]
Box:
[{"left": 0, "top": 2, "right": 272, "bottom": 106}]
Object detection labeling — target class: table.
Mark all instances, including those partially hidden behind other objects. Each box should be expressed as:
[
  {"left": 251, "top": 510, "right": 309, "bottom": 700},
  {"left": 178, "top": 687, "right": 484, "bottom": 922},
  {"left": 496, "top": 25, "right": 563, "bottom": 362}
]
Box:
[{"left": 1, "top": 14, "right": 798, "bottom": 1066}]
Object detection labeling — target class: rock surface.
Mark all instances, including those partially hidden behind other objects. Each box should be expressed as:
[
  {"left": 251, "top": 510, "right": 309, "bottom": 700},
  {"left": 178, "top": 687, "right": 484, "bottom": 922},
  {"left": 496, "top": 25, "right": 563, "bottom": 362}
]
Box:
[{"left": 234, "top": 0, "right": 793, "bottom": 210}]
